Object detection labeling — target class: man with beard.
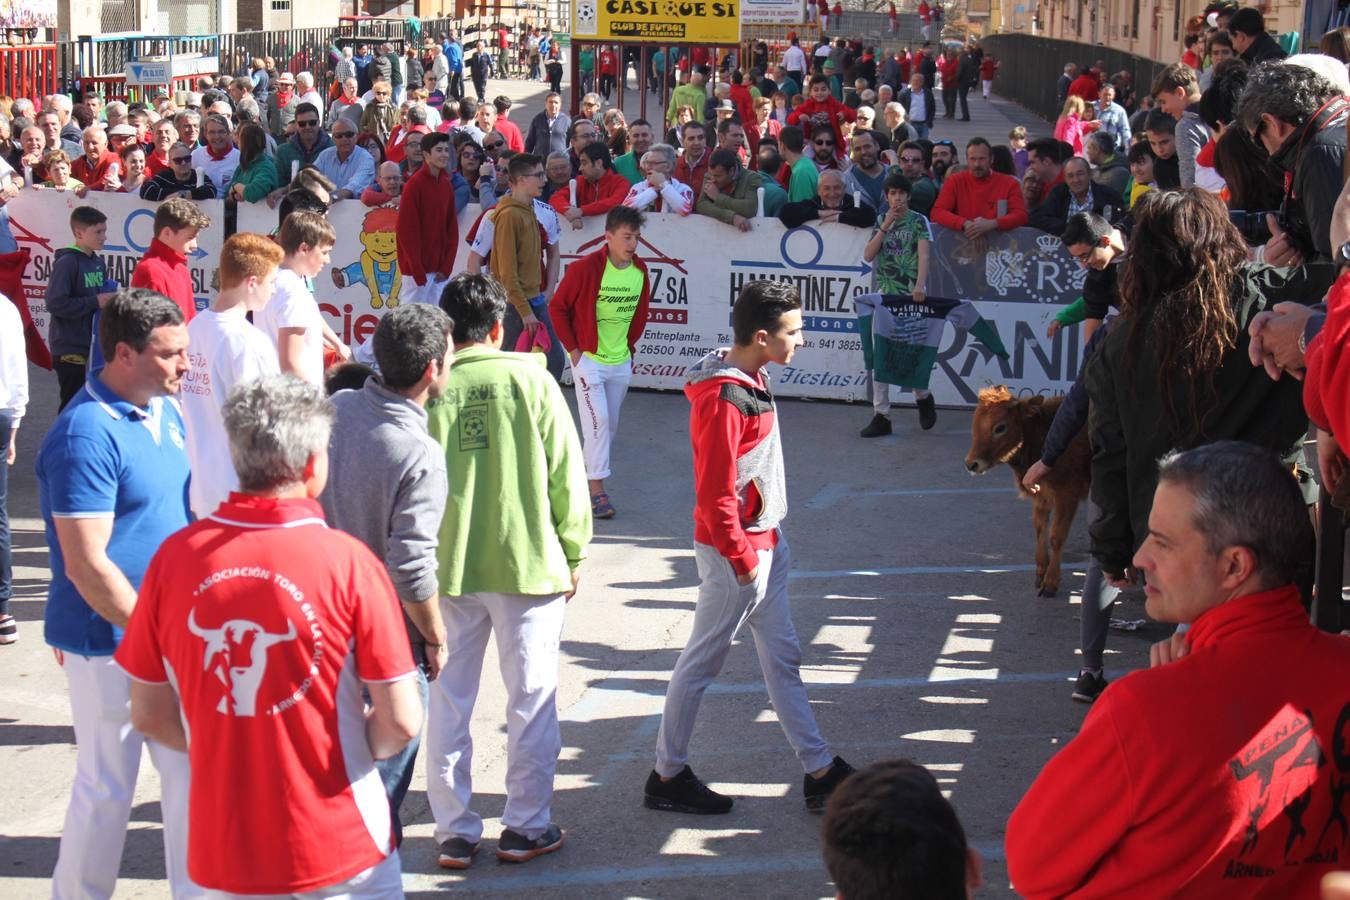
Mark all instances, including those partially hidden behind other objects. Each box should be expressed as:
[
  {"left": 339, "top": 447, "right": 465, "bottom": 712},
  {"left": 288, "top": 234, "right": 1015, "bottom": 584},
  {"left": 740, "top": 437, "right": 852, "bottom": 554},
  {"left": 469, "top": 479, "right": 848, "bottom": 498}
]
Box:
[{"left": 930, "top": 139, "right": 957, "bottom": 186}]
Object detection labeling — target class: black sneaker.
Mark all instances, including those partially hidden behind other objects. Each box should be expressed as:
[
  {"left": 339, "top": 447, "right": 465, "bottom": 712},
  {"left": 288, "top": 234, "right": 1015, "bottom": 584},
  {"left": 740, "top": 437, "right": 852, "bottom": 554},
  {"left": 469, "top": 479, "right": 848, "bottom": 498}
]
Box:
[
  {"left": 804, "top": 756, "right": 856, "bottom": 814},
  {"left": 496, "top": 823, "right": 564, "bottom": 863},
  {"left": 917, "top": 395, "right": 937, "bottom": 431},
  {"left": 859, "top": 413, "right": 893, "bottom": 438},
  {"left": 437, "top": 837, "right": 480, "bottom": 870},
  {"left": 643, "top": 766, "right": 734, "bottom": 814},
  {"left": 1072, "top": 670, "right": 1107, "bottom": 703}
]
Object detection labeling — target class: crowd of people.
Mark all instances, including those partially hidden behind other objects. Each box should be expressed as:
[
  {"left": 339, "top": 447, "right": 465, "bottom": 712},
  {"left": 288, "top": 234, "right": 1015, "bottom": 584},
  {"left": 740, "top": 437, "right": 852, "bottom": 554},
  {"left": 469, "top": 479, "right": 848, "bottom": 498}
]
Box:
[{"left": 3, "top": 2, "right": 1350, "bottom": 898}]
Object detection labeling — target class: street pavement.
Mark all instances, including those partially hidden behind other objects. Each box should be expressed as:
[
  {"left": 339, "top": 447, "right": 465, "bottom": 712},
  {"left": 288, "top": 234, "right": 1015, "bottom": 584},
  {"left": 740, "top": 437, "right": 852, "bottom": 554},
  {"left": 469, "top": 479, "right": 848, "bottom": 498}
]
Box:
[{"left": 0, "top": 66, "right": 1120, "bottom": 898}]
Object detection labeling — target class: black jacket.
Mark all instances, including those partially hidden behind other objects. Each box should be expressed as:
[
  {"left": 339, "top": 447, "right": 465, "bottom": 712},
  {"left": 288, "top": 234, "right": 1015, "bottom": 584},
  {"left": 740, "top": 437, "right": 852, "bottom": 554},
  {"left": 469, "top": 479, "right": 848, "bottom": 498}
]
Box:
[
  {"left": 1269, "top": 96, "right": 1348, "bottom": 261},
  {"left": 958, "top": 53, "right": 979, "bottom": 89},
  {"left": 1027, "top": 182, "right": 1124, "bottom": 235},
  {"left": 1091, "top": 157, "right": 1131, "bottom": 198},
  {"left": 919, "top": 55, "right": 937, "bottom": 89},
  {"left": 778, "top": 195, "right": 876, "bottom": 229},
  {"left": 1043, "top": 317, "right": 1114, "bottom": 468},
  {"left": 1085, "top": 262, "right": 1338, "bottom": 572},
  {"left": 139, "top": 168, "right": 219, "bottom": 202},
  {"left": 1240, "top": 30, "right": 1288, "bottom": 65},
  {"left": 46, "top": 247, "right": 106, "bottom": 359},
  {"left": 898, "top": 86, "right": 936, "bottom": 126}
]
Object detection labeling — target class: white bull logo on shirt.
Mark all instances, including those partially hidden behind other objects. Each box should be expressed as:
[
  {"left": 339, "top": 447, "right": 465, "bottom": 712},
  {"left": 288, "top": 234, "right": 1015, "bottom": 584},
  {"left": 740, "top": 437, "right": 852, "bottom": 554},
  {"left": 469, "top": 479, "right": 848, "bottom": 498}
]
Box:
[{"left": 187, "top": 610, "right": 299, "bottom": 716}]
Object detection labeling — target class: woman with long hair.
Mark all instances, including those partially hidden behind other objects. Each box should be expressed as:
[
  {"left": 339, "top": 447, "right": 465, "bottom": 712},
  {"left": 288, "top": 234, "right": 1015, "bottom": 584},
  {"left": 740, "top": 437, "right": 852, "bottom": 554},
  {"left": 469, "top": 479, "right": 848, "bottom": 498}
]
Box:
[
  {"left": 226, "top": 123, "right": 278, "bottom": 202},
  {"left": 1085, "top": 188, "right": 1336, "bottom": 582},
  {"left": 665, "top": 104, "right": 696, "bottom": 148},
  {"left": 117, "top": 143, "right": 148, "bottom": 194},
  {"left": 1053, "top": 94, "right": 1099, "bottom": 157},
  {"left": 457, "top": 140, "right": 492, "bottom": 204}
]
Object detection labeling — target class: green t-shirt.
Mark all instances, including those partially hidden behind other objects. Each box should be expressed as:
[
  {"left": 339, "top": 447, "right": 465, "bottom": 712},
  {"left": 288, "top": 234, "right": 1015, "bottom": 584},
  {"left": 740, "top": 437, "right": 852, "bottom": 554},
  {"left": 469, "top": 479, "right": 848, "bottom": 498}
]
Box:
[
  {"left": 872, "top": 209, "right": 932, "bottom": 294},
  {"left": 788, "top": 156, "right": 819, "bottom": 202},
  {"left": 587, "top": 259, "right": 644, "bottom": 365}
]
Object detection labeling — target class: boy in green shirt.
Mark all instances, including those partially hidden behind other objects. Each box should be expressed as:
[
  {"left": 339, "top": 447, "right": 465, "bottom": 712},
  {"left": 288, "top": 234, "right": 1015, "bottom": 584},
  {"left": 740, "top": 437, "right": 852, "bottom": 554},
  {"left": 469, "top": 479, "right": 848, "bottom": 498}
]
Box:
[{"left": 550, "top": 206, "right": 652, "bottom": 518}]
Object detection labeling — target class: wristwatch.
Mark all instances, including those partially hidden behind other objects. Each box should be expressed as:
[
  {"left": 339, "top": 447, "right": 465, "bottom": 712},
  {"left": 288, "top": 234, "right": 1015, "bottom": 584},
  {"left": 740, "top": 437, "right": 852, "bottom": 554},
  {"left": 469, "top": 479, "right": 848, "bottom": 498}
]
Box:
[{"left": 1338, "top": 240, "right": 1350, "bottom": 272}]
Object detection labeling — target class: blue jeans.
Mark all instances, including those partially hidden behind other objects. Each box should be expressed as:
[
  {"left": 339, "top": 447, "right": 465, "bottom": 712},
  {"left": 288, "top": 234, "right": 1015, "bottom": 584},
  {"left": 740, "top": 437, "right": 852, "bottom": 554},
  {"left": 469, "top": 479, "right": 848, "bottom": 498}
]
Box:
[
  {"left": 913, "top": 123, "right": 931, "bottom": 140},
  {"left": 375, "top": 664, "right": 428, "bottom": 847},
  {"left": 502, "top": 293, "right": 565, "bottom": 381}
]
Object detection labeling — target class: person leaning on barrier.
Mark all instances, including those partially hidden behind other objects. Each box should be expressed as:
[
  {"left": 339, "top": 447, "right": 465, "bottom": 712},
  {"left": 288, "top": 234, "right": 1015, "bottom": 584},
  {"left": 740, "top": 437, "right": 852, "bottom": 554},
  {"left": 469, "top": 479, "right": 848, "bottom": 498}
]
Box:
[
  {"left": 140, "top": 141, "right": 218, "bottom": 201},
  {"left": 1083, "top": 188, "right": 1337, "bottom": 588},
  {"left": 697, "top": 148, "right": 787, "bottom": 231},
  {"left": 779, "top": 169, "right": 876, "bottom": 230},
  {"left": 1234, "top": 59, "right": 1347, "bottom": 263},
  {"left": 1007, "top": 441, "right": 1350, "bottom": 898},
  {"left": 548, "top": 142, "right": 629, "bottom": 228},
  {"left": 1029, "top": 157, "right": 1124, "bottom": 236},
  {"left": 271, "top": 103, "right": 332, "bottom": 193},
  {"left": 621, "top": 144, "right": 694, "bottom": 215},
  {"left": 930, "top": 137, "right": 1028, "bottom": 237},
  {"left": 1086, "top": 131, "right": 1130, "bottom": 199}
]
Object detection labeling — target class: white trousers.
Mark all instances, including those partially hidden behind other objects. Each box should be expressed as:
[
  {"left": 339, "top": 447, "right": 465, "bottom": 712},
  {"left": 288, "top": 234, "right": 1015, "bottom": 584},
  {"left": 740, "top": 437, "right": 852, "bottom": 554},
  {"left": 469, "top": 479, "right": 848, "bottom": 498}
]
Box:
[
  {"left": 52, "top": 652, "right": 201, "bottom": 900},
  {"left": 982, "top": 79, "right": 993, "bottom": 98},
  {"left": 201, "top": 851, "right": 402, "bottom": 899},
  {"left": 427, "top": 591, "right": 566, "bottom": 844},
  {"left": 655, "top": 534, "right": 833, "bottom": 777},
  {"left": 572, "top": 355, "right": 631, "bottom": 481},
  {"left": 400, "top": 274, "right": 451, "bottom": 307}
]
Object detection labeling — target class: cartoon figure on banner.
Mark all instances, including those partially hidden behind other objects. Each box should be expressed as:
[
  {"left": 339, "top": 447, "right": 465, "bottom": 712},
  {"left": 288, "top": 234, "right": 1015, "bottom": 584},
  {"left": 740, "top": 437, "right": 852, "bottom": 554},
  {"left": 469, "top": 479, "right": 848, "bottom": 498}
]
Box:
[{"left": 330, "top": 207, "right": 401, "bottom": 309}]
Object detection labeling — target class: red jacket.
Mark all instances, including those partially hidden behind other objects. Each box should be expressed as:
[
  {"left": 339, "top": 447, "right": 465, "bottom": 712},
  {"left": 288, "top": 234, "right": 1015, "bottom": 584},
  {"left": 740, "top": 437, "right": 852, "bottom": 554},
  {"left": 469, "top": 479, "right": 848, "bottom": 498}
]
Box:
[
  {"left": 1303, "top": 271, "right": 1350, "bottom": 435},
  {"left": 787, "top": 98, "right": 855, "bottom": 161},
  {"left": 939, "top": 55, "right": 960, "bottom": 87},
  {"left": 71, "top": 151, "right": 121, "bottom": 191},
  {"left": 549, "top": 246, "right": 651, "bottom": 357},
  {"left": 547, "top": 170, "right": 629, "bottom": 217},
  {"left": 685, "top": 356, "right": 784, "bottom": 575},
  {"left": 980, "top": 58, "right": 998, "bottom": 80},
  {"left": 930, "top": 170, "right": 1028, "bottom": 231},
  {"left": 1007, "top": 585, "right": 1350, "bottom": 899},
  {"left": 674, "top": 149, "right": 711, "bottom": 195},
  {"left": 397, "top": 163, "right": 459, "bottom": 283},
  {"left": 130, "top": 238, "right": 195, "bottom": 321},
  {"left": 1067, "top": 72, "right": 1101, "bottom": 102}
]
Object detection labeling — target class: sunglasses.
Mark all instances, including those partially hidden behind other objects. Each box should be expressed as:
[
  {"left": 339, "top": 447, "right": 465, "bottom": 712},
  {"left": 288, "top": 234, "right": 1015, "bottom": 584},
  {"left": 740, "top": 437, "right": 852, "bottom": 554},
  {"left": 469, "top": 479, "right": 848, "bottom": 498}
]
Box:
[
  {"left": 297, "top": 119, "right": 319, "bottom": 127},
  {"left": 485, "top": 140, "right": 504, "bottom": 150},
  {"left": 814, "top": 139, "right": 835, "bottom": 146},
  {"left": 171, "top": 155, "right": 192, "bottom": 164},
  {"left": 334, "top": 131, "right": 356, "bottom": 138}
]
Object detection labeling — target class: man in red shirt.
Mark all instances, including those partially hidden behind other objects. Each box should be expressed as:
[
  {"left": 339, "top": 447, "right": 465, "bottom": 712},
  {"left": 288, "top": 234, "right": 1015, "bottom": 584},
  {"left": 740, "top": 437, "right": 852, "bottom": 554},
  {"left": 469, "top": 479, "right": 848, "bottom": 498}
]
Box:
[
  {"left": 1007, "top": 441, "right": 1350, "bottom": 898},
  {"left": 130, "top": 198, "right": 210, "bottom": 322},
  {"left": 70, "top": 125, "right": 122, "bottom": 191},
  {"left": 939, "top": 51, "right": 960, "bottom": 118},
  {"left": 930, "top": 137, "right": 1027, "bottom": 237},
  {"left": 118, "top": 374, "right": 423, "bottom": 897},
  {"left": 549, "top": 143, "right": 629, "bottom": 229},
  {"left": 491, "top": 96, "right": 526, "bottom": 152},
  {"left": 397, "top": 131, "right": 460, "bottom": 305}
]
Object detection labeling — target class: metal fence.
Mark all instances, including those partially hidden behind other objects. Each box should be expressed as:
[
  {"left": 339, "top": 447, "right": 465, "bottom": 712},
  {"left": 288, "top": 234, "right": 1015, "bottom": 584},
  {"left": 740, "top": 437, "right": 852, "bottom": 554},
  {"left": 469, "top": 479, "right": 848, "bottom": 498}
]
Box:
[{"left": 978, "top": 33, "right": 1164, "bottom": 122}]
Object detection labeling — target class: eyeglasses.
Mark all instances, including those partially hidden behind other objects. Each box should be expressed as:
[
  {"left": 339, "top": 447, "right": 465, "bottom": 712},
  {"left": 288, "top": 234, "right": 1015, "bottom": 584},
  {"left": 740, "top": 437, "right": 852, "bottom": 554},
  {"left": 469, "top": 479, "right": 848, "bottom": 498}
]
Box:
[
  {"left": 171, "top": 155, "right": 192, "bottom": 164},
  {"left": 297, "top": 119, "right": 319, "bottom": 127},
  {"left": 333, "top": 131, "right": 356, "bottom": 138},
  {"left": 375, "top": 92, "right": 391, "bottom": 98},
  {"left": 900, "top": 155, "right": 924, "bottom": 164}
]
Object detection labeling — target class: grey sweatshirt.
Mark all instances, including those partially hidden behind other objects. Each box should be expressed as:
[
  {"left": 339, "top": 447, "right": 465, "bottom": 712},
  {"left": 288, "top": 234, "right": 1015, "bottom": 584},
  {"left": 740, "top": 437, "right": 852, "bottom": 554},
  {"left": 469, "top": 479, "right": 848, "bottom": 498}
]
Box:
[{"left": 320, "top": 377, "right": 447, "bottom": 646}]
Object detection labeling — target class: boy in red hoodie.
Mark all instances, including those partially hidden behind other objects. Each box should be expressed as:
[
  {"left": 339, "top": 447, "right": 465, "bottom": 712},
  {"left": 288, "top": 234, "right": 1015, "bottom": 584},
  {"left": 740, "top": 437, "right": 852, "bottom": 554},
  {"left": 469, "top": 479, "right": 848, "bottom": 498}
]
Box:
[
  {"left": 397, "top": 131, "right": 459, "bottom": 305},
  {"left": 130, "top": 197, "right": 211, "bottom": 322},
  {"left": 550, "top": 206, "right": 651, "bottom": 519},
  {"left": 787, "top": 75, "right": 855, "bottom": 164},
  {"left": 643, "top": 280, "right": 854, "bottom": 817}
]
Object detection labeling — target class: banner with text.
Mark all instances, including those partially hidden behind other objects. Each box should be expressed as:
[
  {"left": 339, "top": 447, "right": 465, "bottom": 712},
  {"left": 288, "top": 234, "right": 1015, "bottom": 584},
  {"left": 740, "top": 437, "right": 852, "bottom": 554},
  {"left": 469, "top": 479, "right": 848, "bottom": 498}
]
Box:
[
  {"left": 8, "top": 190, "right": 227, "bottom": 348},
  {"left": 572, "top": 0, "right": 743, "bottom": 44},
  {"left": 236, "top": 201, "right": 1084, "bottom": 407}
]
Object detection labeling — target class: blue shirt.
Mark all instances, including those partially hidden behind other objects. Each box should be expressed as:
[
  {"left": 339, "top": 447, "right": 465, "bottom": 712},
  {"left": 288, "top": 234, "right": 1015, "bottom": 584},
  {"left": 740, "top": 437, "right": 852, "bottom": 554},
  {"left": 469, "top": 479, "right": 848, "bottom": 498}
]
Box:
[
  {"left": 446, "top": 41, "right": 463, "bottom": 72},
  {"left": 38, "top": 377, "right": 191, "bottom": 655},
  {"left": 315, "top": 145, "right": 377, "bottom": 196}
]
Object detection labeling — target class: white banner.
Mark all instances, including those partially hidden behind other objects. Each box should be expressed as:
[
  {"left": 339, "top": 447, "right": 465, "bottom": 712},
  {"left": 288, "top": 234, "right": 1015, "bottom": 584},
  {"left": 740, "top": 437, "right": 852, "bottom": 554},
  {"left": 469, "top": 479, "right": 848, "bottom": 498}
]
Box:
[
  {"left": 741, "top": 0, "right": 807, "bottom": 25},
  {"left": 8, "top": 191, "right": 1082, "bottom": 408},
  {"left": 8, "top": 189, "right": 227, "bottom": 348}
]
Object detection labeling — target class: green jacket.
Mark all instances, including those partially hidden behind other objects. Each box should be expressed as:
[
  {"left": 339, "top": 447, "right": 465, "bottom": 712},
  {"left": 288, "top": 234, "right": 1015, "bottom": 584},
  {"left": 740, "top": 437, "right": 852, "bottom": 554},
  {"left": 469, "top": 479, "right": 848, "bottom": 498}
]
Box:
[
  {"left": 426, "top": 345, "right": 591, "bottom": 596},
  {"left": 1085, "top": 261, "right": 1337, "bottom": 573},
  {"left": 669, "top": 83, "right": 707, "bottom": 125},
  {"left": 696, "top": 169, "right": 788, "bottom": 223},
  {"left": 614, "top": 151, "right": 641, "bottom": 185},
  {"left": 227, "top": 156, "right": 279, "bottom": 203},
  {"left": 788, "top": 156, "right": 818, "bottom": 202}
]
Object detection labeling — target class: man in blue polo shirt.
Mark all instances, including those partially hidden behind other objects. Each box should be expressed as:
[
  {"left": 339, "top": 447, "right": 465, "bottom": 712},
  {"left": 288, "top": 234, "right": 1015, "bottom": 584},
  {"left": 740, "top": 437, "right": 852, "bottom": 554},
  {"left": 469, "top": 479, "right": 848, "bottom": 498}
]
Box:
[{"left": 37, "top": 288, "right": 200, "bottom": 899}]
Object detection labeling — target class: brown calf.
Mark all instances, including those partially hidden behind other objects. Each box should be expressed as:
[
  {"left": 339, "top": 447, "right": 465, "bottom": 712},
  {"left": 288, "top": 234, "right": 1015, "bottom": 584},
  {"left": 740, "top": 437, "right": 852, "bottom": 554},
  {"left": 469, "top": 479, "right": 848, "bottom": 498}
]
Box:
[{"left": 964, "top": 385, "right": 1091, "bottom": 597}]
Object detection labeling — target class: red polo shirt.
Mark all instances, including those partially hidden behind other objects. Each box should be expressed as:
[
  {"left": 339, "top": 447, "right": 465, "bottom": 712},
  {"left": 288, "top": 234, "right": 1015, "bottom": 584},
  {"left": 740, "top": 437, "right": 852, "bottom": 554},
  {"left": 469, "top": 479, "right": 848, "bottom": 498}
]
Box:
[{"left": 131, "top": 238, "right": 196, "bottom": 321}]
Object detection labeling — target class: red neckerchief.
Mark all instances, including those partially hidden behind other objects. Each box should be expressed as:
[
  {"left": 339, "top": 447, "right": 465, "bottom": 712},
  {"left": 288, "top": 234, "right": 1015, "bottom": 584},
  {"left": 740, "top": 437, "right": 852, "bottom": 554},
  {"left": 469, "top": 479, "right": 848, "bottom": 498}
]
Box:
[
  {"left": 276, "top": 88, "right": 294, "bottom": 105},
  {"left": 206, "top": 142, "right": 233, "bottom": 161}
]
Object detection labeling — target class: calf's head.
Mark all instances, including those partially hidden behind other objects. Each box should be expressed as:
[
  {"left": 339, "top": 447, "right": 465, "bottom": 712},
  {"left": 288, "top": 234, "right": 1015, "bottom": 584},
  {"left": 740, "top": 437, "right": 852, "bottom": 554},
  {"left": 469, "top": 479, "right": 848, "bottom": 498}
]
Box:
[{"left": 965, "top": 385, "right": 1040, "bottom": 474}]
